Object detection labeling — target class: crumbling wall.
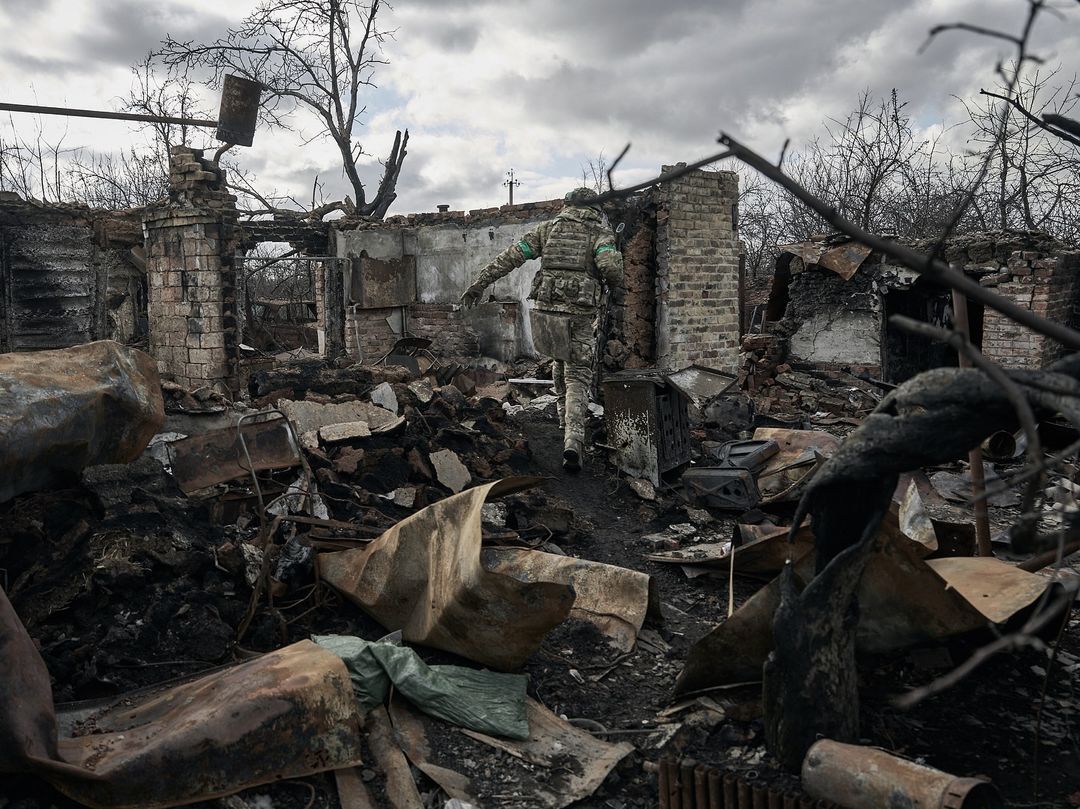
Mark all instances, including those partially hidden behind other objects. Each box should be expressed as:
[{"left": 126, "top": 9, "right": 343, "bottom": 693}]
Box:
[
  {"left": 743, "top": 231, "right": 1080, "bottom": 418},
  {"left": 655, "top": 167, "right": 741, "bottom": 373},
  {"left": 336, "top": 203, "right": 561, "bottom": 363},
  {"left": 143, "top": 146, "right": 240, "bottom": 391},
  {"left": 0, "top": 194, "right": 144, "bottom": 351},
  {"left": 786, "top": 267, "right": 881, "bottom": 371},
  {"left": 980, "top": 249, "right": 1080, "bottom": 369}
]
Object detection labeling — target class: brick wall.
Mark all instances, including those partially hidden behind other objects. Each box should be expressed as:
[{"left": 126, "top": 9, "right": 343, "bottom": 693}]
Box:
[
  {"left": 144, "top": 146, "right": 240, "bottom": 391},
  {"left": 345, "top": 302, "right": 479, "bottom": 363},
  {"left": 655, "top": 167, "right": 741, "bottom": 373},
  {"left": 981, "top": 250, "right": 1080, "bottom": 369}
]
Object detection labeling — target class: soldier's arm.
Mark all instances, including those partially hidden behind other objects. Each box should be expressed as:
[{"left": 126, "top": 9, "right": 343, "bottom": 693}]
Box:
[
  {"left": 593, "top": 233, "right": 624, "bottom": 290},
  {"left": 467, "top": 227, "right": 544, "bottom": 293}
]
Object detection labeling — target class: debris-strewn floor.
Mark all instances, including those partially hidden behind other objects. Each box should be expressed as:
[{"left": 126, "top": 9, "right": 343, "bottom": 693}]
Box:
[{"left": 3, "top": 376, "right": 1079, "bottom": 809}]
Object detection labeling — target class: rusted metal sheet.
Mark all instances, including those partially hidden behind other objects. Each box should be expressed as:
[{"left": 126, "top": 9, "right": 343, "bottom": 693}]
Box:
[
  {"left": 480, "top": 547, "right": 657, "bottom": 653},
  {"left": 674, "top": 530, "right": 1058, "bottom": 694},
  {"left": 318, "top": 477, "right": 575, "bottom": 671},
  {"left": 802, "top": 740, "right": 1002, "bottom": 809},
  {"left": 777, "top": 242, "right": 828, "bottom": 267},
  {"left": 50, "top": 640, "right": 364, "bottom": 808},
  {"left": 1, "top": 583, "right": 364, "bottom": 809},
  {"left": 817, "top": 241, "right": 873, "bottom": 280},
  {"left": 665, "top": 364, "right": 738, "bottom": 412},
  {"left": 166, "top": 413, "right": 301, "bottom": 493},
  {"left": 0, "top": 341, "right": 164, "bottom": 502},
  {"left": 753, "top": 428, "right": 840, "bottom": 504},
  {"left": 926, "top": 557, "right": 1050, "bottom": 624},
  {"left": 777, "top": 240, "right": 872, "bottom": 281},
  {"left": 645, "top": 523, "right": 815, "bottom": 579},
  {"left": 216, "top": 74, "right": 261, "bottom": 147},
  {"left": 350, "top": 254, "right": 417, "bottom": 308}
]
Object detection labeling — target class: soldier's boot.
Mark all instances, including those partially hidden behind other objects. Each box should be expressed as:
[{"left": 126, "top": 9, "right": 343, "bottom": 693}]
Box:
[{"left": 563, "top": 437, "right": 583, "bottom": 472}]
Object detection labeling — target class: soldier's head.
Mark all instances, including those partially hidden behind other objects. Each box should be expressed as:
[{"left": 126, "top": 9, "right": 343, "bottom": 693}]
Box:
[{"left": 563, "top": 187, "right": 600, "bottom": 209}]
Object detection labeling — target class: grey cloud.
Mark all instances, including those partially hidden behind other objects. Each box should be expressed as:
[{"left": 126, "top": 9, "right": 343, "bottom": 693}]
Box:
[
  {"left": 71, "top": 0, "right": 232, "bottom": 69},
  {"left": 1, "top": 50, "right": 82, "bottom": 76}
]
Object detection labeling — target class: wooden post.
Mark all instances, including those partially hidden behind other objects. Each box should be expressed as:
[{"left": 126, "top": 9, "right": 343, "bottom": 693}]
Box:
[{"left": 951, "top": 288, "right": 993, "bottom": 556}]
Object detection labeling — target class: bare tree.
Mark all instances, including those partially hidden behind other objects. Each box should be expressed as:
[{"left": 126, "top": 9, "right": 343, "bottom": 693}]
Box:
[
  {"left": 963, "top": 67, "right": 1080, "bottom": 240},
  {"left": 580, "top": 152, "right": 609, "bottom": 195},
  {"left": 0, "top": 116, "right": 75, "bottom": 203},
  {"left": 65, "top": 148, "right": 170, "bottom": 209},
  {"left": 154, "top": 0, "right": 409, "bottom": 220}
]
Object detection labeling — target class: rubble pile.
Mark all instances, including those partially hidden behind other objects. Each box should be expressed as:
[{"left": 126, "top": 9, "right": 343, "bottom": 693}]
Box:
[
  {"left": 739, "top": 333, "right": 882, "bottom": 419},
  {"left": 2, "top": 342, "right": 1079, "bottom": 809}
]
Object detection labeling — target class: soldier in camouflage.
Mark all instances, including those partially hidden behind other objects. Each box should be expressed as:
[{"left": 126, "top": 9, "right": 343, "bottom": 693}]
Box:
[{"left": 461, "top": 187, "right": 623, "bottom": 471}]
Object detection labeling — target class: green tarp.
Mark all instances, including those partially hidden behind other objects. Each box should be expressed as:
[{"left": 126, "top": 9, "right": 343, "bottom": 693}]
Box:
[{"left": 313, "top": 634, "right": 530, "bottom": 740}]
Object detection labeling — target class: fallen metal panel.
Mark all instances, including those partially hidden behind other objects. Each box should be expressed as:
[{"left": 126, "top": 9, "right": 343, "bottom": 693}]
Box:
[
  {"left": 674, "top": 533, "right": 1053, "bottom": 695},
  {"left": 1, "top": 581, "right": 364, "bottom": 809},
  {"left": 817, "top": 241, "right": 873, "bottom": 280},
  {"left": 480, "top": 547, "right": 656, "bottom": 653},
  {"left": 646, "top": 523, "right": 815, "bottom": 579},
  {"left": 926, "top": 557, "right": 1049, "bottom": 624},
  {"left": 50, "top": 640, "right": 365, "bottom": 808},
  {"left": 753, "top": 428, "right": 840, "bottom": 504},
  {"left": 318, "top": 477, "right": 575, "bottom": 671},
  {"left": 0, "top": 340, "right": 164, "bottom": 502},
  {"left": 166, "top": 415, "right": 301, "bottom": 493}
]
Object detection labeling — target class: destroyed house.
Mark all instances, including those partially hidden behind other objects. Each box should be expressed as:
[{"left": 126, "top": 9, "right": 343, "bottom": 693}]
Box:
[
  {"left": 0, "top": 151, "right": 747, "bottom": 398},
  {"left": 743, "top": 232, "right": 1080, "bottom": 415}
]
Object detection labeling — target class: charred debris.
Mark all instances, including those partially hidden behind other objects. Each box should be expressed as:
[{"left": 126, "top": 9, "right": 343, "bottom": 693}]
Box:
[{"left": 1, "top": 173, "right": 1079, "bottom": 808}]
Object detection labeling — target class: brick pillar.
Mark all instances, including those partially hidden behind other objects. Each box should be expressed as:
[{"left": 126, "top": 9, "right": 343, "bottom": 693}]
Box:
[
  {"left": 655, "top": 167, "right": 741, "bottom": 373},
  {"left": 144, "top": 146, "right": 240, "bottom": 392}
]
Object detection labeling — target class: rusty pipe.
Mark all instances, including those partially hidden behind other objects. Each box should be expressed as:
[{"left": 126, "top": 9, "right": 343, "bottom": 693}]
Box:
[
  {"left": 751, "top": 781, "right": 768, "bottom": 809},
  {"left": 802, "top": 740, "right": 1003, "bottom": 809},
  {"left": 681, "top": 761, "right": 697, "bottom": 809},
  {"left": 737, "top": 777, "right": 752, "bottom": 809},
  {"left": 708, "top": 769, "right": 722, "bottom": 809},
  {"left": 665, "top": 758, "right": 682, "bottom": 809},
  {"left": 660, "top": 758, "right": 672, "bottom": 809},
  {"left": 981, "top": 430, "right": 1017, "bottom": 461},
  {"left": 724, "top": 771, "right": 737, "bottom": 809},
  {"left": 695, "top": 764, "right": 709, "bottom": 809}
]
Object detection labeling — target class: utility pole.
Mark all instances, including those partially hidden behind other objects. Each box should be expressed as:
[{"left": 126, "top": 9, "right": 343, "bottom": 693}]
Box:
[{"left": 503, "top": 168, "right": 521, "bottom": 205}]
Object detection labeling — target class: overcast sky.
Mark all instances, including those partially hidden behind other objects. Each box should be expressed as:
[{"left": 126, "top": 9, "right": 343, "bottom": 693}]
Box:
[{"left": 1, "top": 0, "right": 1077, "bottom": 215}]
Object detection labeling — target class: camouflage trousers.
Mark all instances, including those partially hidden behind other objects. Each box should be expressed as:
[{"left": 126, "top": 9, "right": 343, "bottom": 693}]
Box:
[{"left": 531, "top": 308, "right": 596, "bottom": 448}]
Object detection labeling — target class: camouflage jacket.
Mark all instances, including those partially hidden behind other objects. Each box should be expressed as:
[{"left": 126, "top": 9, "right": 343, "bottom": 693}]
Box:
[{"left": 468, "top": 206, "right": 623, "bottom": 313}]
